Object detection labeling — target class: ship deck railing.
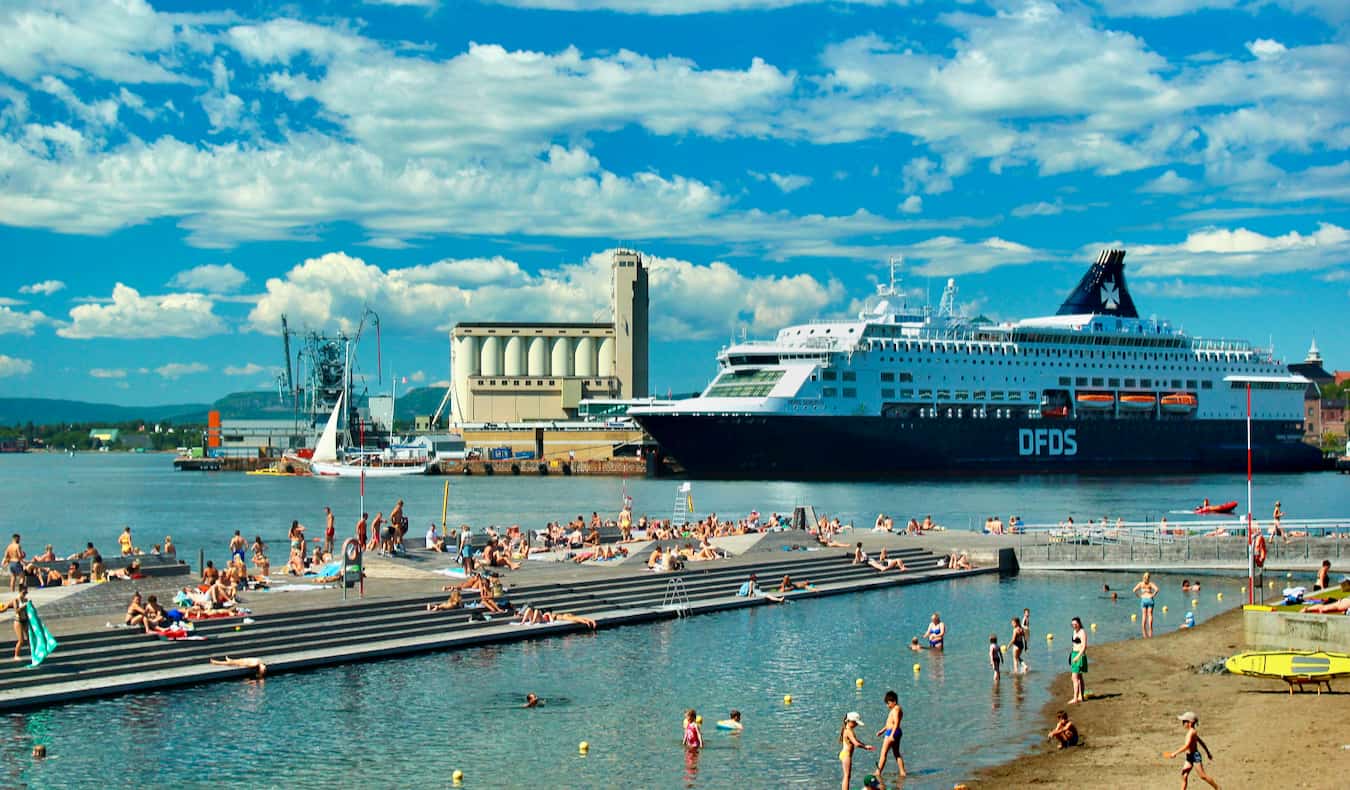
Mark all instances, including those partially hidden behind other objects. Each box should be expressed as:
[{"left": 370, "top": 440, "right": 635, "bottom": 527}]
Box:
[{"left": 1013, "top": 518, "right": 1350, "bottom": 564}]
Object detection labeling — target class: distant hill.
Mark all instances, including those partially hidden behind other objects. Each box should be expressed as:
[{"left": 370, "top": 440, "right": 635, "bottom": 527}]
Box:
[
  {"left": 0, "top": 385, "right": 451, "bottom": 427},
  {"left": 0, "top": 398, "right": 210, "bottom": 426}
]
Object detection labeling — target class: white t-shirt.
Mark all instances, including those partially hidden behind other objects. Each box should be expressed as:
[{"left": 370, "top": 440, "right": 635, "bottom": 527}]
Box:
[{"left": 426, "top": 526, "right": 437, "bottom": 548}]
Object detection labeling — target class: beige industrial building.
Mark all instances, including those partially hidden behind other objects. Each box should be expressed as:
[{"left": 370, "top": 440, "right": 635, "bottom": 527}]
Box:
[{"left": 451, "top": 249, "right": 649, "bottom": 423}]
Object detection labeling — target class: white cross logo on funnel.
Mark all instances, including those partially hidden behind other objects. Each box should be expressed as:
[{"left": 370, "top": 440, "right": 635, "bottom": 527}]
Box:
[{"left": 1100, "top": 279, "right": 1120, "bottom": 310}]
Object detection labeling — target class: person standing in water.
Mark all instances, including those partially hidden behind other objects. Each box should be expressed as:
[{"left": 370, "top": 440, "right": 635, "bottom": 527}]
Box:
[
  {"left": 926, "top": 612, "right": 946, "bottom": 649},
  {"left": 1068, "top": 617, "right": 1088, "bottom": 704},
  {"left": 875, "top": 690, "right": 906, "bottom": 780},
  {"left": 1165, "top": 712, "right": 1219, "bottom": 789},
  {"left": 1010, "top": 616, "right": 1028, "bottom": 674},
  {"left": 838, "top": 711, "right": 873, "bottom": 790},
  {"left": 1021, "top": 607, "right": 1031, "bottom": 655},
  {"left": 1132, "top": 572, "right": 1159, "bottom": 638},
  {"left": 682, "top": 709, "right": 703, "bottom": 750},
  {"left": 989, "top": 634, "right": 1003, "bottom": 681}
]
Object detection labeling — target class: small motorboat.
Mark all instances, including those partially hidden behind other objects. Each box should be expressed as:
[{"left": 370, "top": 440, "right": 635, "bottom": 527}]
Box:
[
  {"left": 1194, "top": 500, "right": 1238, "bottom": 515},
  {"left": 247, "top": 464, "right": 311, "bottom": 477}
]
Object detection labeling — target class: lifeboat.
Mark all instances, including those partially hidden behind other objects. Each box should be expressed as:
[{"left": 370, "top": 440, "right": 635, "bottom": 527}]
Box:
[
  {"left": 1075, "top": 392, "right": 1115, "bottom": 409},
  {"left": 1118, "top": 393, "right": 1157, "bottom": 410},
  {"left": 1042, "top": 406, "right": 1069, "bottom": 419},
  {"left": 1161, "top": 393, "right": 1198, "bottom": 413}
]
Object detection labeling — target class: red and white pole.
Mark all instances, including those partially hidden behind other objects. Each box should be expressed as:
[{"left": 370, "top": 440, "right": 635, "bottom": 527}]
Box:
[{"left": 1246, "top": 382, "right": 1254, "bottom": 605}]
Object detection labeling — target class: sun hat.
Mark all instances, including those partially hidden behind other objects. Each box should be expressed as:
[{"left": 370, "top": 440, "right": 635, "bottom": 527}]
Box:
[
  {"left": 845, "top": 712, "right": 864, "bottom": 725},
  {"left": 1177, "top": 711, "right": 1198, "bottom": 723}
]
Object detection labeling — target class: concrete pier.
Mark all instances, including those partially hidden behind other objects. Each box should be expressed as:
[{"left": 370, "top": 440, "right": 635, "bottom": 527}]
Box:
[{"left": 0, "top": 537, "right": 986, "bottom": 712}]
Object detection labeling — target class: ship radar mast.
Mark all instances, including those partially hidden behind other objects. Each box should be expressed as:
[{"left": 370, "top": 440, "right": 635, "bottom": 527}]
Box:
[{"left": 938, "top": 277, "right": 958, "bottom": 318}]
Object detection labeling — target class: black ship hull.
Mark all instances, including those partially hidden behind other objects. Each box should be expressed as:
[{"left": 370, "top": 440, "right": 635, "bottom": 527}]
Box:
[{"left": 633, "top": 414, "right": 1325, "bottom": 480}]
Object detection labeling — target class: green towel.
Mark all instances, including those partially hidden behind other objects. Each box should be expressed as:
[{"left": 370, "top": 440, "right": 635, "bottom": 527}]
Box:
[{"left": 25, "top": 602, "right": 57, "bottom": 668}]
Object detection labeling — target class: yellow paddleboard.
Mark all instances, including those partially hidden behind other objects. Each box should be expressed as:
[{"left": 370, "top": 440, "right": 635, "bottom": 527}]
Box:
[{"left": 1225, "top": 651, "right": 1350, "bottom": 680}]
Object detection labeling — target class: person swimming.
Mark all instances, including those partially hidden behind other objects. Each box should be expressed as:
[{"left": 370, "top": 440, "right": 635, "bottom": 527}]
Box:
[{"left": 524, "top": 693, "right": 540, "bottom": 708}]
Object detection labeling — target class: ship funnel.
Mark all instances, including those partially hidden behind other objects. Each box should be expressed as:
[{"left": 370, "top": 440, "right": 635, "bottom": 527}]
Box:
[{"left": 1056, "top": 249, "right": 1138, "bottom": 318}]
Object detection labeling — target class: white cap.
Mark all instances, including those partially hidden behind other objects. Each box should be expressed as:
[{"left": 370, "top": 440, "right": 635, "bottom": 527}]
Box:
[
  {"left": 846, "top": 712, "right": 864, "bottom": 725},
  {"left": 1177, "top": 711, "right": 1198, "bottom": 723}
]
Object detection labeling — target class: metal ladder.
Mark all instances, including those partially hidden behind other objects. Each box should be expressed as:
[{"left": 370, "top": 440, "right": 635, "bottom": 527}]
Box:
[
  {"left": 661, "top": 577, "right": 690, "bottom": 617},
  {"left": 672, "top": 483, "right": 691, "bottom": 528}
]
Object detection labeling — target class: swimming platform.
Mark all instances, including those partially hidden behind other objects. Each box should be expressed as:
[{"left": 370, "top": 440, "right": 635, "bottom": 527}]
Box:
[{"left": 0, "top": 541, "right": 993, "bottom": 712}]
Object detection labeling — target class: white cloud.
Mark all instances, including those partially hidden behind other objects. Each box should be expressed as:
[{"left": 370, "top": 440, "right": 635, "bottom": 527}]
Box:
[
  {"left": 1100, "top": 222, "right": 1350, "bottom": 276},
  {"left": 485, "top": 1, "right": 905, "bottom": 13},
  {"left": 408, "top": 370, "right": 427, "bottom": 383},
  {"left": 749, "top": 170, "right": 812, "bottom": 192},
  {"left": 1011, "top": 200, "right": 1064, "bottom": 218},
  {"left": 58, "top": 284, "right": 226, "bottom": 339},
  {"left": 223, "top": 362, "right": 268, "bottom": 376},
  {"left": 247, "top": 248, "right": 846, "bottom": 341},
  {"left": 1139, "top": 169, "right": 1198, "bottom": 194},
  {"left": 0, "top": 355, "right": 33, "bottom": 378},
  {"left": 154, "top": 362, "right": 208, "bottom": 379},
  {"left": 0, "top": 305, "right": 46, "bottom": 335},
  {"left": 899, "top": 195, "right": 923, "bottom": 214},
  {"left": 1134, "top": 279, "right": 1263, "bottom": 299},
  {"left": 1246, "top": 39, "right": 1287, "bottom": 59},
  {"left": 89, "top": 367, "right": 127, "bottom": 379},
  {"left": 168, "top": 263, "right": 248, "bottom": 293},
  {"left": 19, "top": 279, "right": 66, "bottom": 295}
]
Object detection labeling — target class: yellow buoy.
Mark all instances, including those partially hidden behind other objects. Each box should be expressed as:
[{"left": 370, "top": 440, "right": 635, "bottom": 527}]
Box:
[
  {"left": 1241, "top": 586, "right": 1246, "bottom": 594},
  {"left": 1000, "top": 644, "right": 1007, "bottom": 653},
  {"left": 1131, "top": 613, "right": 1138, "bottom": 622},
  {"left": 856, "top": 678, "right": 864, "bottom": 688},
  {"left": 579, "top": 741, "right": 589, "bottom": 754},
  {"left": 912, "top": 663, "right": 921, "bottom": 672},
  {"left": 695, "top": 716, "right": 702, "bottom": 725},
  {"left": 783, "top": 694, "right": 792, "bottom": 705},
  {"left": 1192, "top": 599, "right": 1198, "bottom": 607},
  {"left": 1046, "top": 634, "right": 1053, "bottom": 641},
  {"left": 452, "top": 769, "right": 463, "bottom": 784},
  {"left": 1162, "top": 605, "right": 1169, "bottom": 613},
  {"left": 1217, "top": 593, "right": 1223, "bottom": 601},
  {"left": 1090, "top": 623, "right": 1097, "bottom": 631}
]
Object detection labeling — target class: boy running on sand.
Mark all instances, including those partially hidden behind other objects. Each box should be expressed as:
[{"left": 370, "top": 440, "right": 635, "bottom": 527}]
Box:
[
  {"left": 875, "top": 690, "right": 906, "bottom": 779},
  {"left": 1165, "top": 712, "right": 1219, "bottom": 789}
]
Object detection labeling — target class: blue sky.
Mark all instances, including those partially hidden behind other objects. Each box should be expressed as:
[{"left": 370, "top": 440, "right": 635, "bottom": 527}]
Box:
[{"left": 1, "top": 0, "right": 1347, "bottom": 406}]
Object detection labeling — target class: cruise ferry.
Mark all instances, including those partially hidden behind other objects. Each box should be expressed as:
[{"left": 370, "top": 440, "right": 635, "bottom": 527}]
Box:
[{"left": 630, "top": 250, "right": 1322, "bottom": 478}]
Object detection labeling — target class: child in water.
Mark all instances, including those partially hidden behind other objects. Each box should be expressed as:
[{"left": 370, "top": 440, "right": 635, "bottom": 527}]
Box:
[
  {"left": 989, "top": 634, "right": 1002, "bottom": 680},
  {"left": 717, "top": 710, "right": 743, "bottom": 732},
  {"left": 682, "top": 709, "right": 703, "bottom": 750}
]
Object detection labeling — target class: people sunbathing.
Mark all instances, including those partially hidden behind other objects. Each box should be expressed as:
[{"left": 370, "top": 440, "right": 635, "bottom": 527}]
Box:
[
  {"left": 425, "top": 589, "right": 463, "bottom": 612},
  {"left": 125, "top": 592, "right": 146, "bottom": 628},
  {"left": 778, "top": 574, "right": 812, "bottom": 593},
  {"left": 868, "top": 549, "right": 908, "bottom": 573},
  {"left": 1301, "top": 598, "right": 1350, "bottom": 614},
  {"left": 210, "top": 656, "right": 267, "bottom": 677},
  {"left": 515, "top": 606, "right": 598, "bottom": 630}
]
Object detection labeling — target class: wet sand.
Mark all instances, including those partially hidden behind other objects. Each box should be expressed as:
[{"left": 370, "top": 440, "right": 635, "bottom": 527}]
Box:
[{"left": 971, "top": 606, "right": 1350, "bottom": 789}]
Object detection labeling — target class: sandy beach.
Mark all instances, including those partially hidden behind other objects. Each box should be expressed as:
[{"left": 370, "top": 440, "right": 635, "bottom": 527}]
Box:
[{"left": 971, "top": 605, "right": 1350, "bottom": 789}]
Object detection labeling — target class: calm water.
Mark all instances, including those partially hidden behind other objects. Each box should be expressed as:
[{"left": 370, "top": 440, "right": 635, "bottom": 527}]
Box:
[
  {"left": 3, "top": 453, "right": 1347, "bottom": 566},
  {"left": 2, "top": 571, "right": 1242, "bottom": 789}
]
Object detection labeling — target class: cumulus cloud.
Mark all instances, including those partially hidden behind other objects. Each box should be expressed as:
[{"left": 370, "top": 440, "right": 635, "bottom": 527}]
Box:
[
  {"left": 0, "top": 305, "right": 47, "bottom": 335},
  {"left": 154, "top": 362, "right": 208, "bottom": 379},
  {"left": 89, "top": 368, "right": 127, "bottom": 378},
  {"left": 247, "top": 248, "right": 846, "bottom": 340},
  {"left": 0, "top": 355, "right": 33, "bottom": 378},
  {"left": 19, "top": 279, "right": 66, "bottom": 295},
  {"left": 899, "top": 196, "right": 923, "bottom": 214},
  {"left": 750, "top": 171, "right": 812, "bottom": 193},
  {"left": 168, "top": 263, "right": 248, "bottom": 293},
  {"left": 486, "top": 0, "right": 904, "bottom": 11},
  {"left": 1098, "top": 222, "right": 1350, "bottom": 276},
  {"left": 223, "top": 362, "right": 273, "bottom": 376},
  {"left": 1139, "top": 169, "right": 1198, "bottom": 194},
  {"left": 58, "top": 284, "right": 226, "bottom": 339}
]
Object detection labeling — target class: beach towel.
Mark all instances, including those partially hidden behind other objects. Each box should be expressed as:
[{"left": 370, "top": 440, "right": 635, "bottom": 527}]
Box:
[
  {"left": 305, "top": 561, "right": 342, "bottom": 578},
  {"left": 434, "top": 568, "right": 469, "bottom": 578},
  {"left": 25, "top": 602, "right": 57, "bottom": 668}
]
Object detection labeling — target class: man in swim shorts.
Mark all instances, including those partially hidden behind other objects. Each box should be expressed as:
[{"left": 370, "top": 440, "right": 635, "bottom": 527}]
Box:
[
  {"left": 4, "top": 535, "right": 26, "bottom": 592},
  {"left": 875, "top": 690, "right": 906, "bottom": 779}
]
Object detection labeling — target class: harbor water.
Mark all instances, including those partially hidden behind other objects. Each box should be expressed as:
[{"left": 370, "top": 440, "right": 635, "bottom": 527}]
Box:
[
  {"left": 5, "top": 454, "right": 1347, "bottom": 567},
  {"left": 3, "top": 570, "right": 1242, "bottom": 788}
]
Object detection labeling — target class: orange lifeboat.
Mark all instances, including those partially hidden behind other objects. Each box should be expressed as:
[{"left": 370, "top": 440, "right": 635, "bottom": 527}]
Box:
[
  {"left": 1075, "top": 392, "right": 1115, "bottom": 409},
  {"left": 1118, "top": 393, "right": 1157, "bottom": 410},
  {"left": 1161, "top": 392, "right": 1198, "bottom": 413}
]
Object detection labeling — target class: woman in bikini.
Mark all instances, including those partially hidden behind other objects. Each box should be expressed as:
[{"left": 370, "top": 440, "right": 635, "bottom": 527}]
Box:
[
  {"left": 837, "top": 711, "right": 874, "bottom": 790},
  {"left": 1, "top": 585, "right": 30, "bottom": 660},
  {"left": 1132, "top": 572, "right": 1159, "bottom": 638},
  {"left": 1068, "top": 617, "right": 1088, "bottom": 704}
]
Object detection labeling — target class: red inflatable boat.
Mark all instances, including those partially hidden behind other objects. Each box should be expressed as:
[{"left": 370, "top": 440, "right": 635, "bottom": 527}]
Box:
[{"left": 1194, "top": 501, "right": 1238, "bottom": 515}]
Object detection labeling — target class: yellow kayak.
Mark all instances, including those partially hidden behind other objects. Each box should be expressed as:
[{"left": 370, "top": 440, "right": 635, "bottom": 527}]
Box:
[
  {"left": 1225, "top": 650, "right": 1350, "bottom": 680},
  {"left": 246, "top": 465, "right": 311, "bottom": 477}
]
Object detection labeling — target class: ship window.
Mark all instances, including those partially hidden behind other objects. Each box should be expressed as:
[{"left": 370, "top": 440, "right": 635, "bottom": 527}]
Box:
[
  {"left": 937, "top": 390, "right": 951, "bottom": 399},
  {"left": 900, "top": 389, "right": 914, "bottom": 398},
  {"left": 843, "top": 388, "right": 857, "bottom": 398},
  {"left": 842, "top": 371, "right": 856, "bottom": 382},
  {"left": 900, "top": 372, "right": 914, "bottom": 382},
  {"left": 1171, "top": 379, "right": 1183, "bottom": 388},
  {"left": 955, "top": 391, "right": 969, "bottom": 400},
  {"left": 919, "top": 389, "right": 933, "bottom": 399},
  {"left": 1141, "top": 378, "right": 1152, "bottom": 387},
  {"left": 990, "top": 391, "right": 1005, "bottom": 401},
  {"left": 1058, "top": 377, "right": 1070, "bottom": 386},
  {"left": 1125, "top": 378, "right": 1136, "bottom": 387},
  {"left": 1187, "top": 380, "right": 1198, "bottom": 389},
  {"left": 822, "top": 387, "right": 837, "bottom": 397},
  {"left": 881, "top": 388, "right": 895, "bottom": 398},
  {"left": 822, "top": 370, "right": 837, "bottom": 381},
  {"left": 974, "top": 390, "right": 986, "bottom": 399},
  {"left": 1108, "top": 378, "right": 1120, "bottom": 387},
  {"left": 1026, "top": 392, "right": 1036, "bottom": 401},
  {"left": 1201, "top": 381, "right": 1212, "bottom": 390},
  {"left": 1075, "top": 377, "right": 1087, "bottom": 386},
  {"left": 1091, "top": 377, "right": 1104, "bottom": 386},
  {"left": 881, "top": 372, "right": 895, "bottom": 382}
]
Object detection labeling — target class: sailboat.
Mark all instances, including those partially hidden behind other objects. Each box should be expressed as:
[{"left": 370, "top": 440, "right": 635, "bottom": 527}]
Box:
[{"left": 308, "top": 394, "right": 429, "bottom": 478}]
